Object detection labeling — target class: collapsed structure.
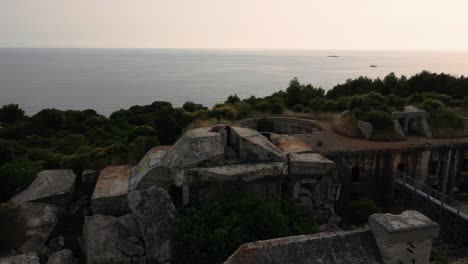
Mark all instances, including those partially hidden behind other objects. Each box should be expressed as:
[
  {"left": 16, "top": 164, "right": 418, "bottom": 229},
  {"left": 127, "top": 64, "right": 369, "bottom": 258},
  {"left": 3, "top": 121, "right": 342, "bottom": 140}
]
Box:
[{"left": 91, "top": 125, "right": 340, "bottom": 222}]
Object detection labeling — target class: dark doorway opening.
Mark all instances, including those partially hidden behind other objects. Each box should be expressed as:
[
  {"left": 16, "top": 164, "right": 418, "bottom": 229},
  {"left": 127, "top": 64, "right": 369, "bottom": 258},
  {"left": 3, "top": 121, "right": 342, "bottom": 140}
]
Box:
[
  {"left": 397, "top": 163, "right": 406, "bottom": 174},
  {"left": 350, "top": 192, "right": 360, "bottom": 201},
  {"left": 169, "top": 185, "right": 183, "bottom": 209},
  {"left": 351, "top": 166, "right": 361, "bottom": 183},
  {"left": 225, "top": 126, "right": 232, "bottom": 146}
]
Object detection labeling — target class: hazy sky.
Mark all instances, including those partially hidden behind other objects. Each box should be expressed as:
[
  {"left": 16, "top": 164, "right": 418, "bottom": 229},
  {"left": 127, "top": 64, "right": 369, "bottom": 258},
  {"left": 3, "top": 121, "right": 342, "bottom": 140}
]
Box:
[{"left": 1, "top": 0, "right": 467, "bottom": 50}]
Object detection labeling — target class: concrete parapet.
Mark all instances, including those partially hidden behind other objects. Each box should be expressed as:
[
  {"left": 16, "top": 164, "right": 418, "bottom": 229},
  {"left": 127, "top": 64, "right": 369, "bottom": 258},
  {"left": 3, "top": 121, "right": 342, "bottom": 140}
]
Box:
[{"left": 369, "top": 210, "right": 439, "bottom": 264}]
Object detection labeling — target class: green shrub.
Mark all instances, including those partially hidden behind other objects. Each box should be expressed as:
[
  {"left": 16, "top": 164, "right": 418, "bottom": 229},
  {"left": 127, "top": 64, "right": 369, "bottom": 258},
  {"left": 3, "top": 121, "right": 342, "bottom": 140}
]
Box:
[
  {"left": 430, "top": 108, "right": 463, "bottom": 130},
  {"left": 292, "top": 104, "right": 305, "bottom": 113},
  {"left": 358, "top": 110, "right": 393, "bottom": 129},
  {"left": 211, "top": 106, "right": 238, "bottom": 120},
  {"left": 127, "top": 126, "right": 155, "bottom": 142},
  {"left": 0, "top": 159, "right": 39, "bottom": 201},
  {"left": 172, "top": 194, "right": 317, "bottom": 264},
  {"left": 54, "top": 134, "right": 89, "bottom": 155},
  {"left": 422, "top": 98, "right": 443, "bottom": 112},
  {"left": 271, "top": 102, "right": 285, "bottom": 114},
  {"left": 0, "top": 104, "right": 25, "bottom": 124},
  {"left": 254, "top": 100, "right": 270, "bottom": 112},
  {"left": 0, "top": 140, "right": 13, "bottom": 166},
  {"left": 0, "top": 205, "right": 26, "bottom": 249},
  {"left": 462, "top": 96, "right": 468, "bottom": 109},
  {"left": 183, "top": 101, "right": 205, "bottom": 112},
  {"left": 234, "top": 102, "right": 252, "bottom": 119},
  {"left": 128, "top": 136, "right": 159, "bottom": 163},
  {"left": 225, "top": 94, "right": 241, "bottom": 105},
  {"left": 342, "top": 198, "right": 381, "bottom": 226}
]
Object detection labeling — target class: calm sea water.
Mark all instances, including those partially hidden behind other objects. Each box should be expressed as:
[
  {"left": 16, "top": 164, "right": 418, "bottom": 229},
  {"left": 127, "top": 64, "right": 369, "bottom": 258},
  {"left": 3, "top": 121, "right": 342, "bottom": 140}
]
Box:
[{"left": 1, "top": 48, "right": 468, "bottom": 116}]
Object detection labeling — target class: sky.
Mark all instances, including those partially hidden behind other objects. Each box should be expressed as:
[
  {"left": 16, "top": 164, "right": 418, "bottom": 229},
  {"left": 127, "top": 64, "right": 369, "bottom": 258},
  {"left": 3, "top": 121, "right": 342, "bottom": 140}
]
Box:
[{"left": 1, "top": 0, "right": 467, "bottom": 50}]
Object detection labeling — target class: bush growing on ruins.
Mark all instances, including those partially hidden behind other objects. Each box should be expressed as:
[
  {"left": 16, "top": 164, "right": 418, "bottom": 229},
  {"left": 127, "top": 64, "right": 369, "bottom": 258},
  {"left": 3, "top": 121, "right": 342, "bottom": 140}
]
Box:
[
  {"left": 127, "top": 126, "right": 155, "bottom": 142},
  {"left": 430, "top": 108, "right": 463, "bottom": 130},
  {"left": 211, "top": 105, "right": 238, "bottom": 120},
  {"left": 154, "top": 106, "right": 182, "bottom": 145},
  {"left": 0, "top": 159, "right": 39, "bottom": 201},
  {"left": 172, "top": 194, "right": 317, "bottom": 264},
  {"left": 234, "top": 102, "right": 252, "bottom": 119},
  {"left": 342, "top": 198, "right": 381, "bottom": 226},
  {"left": 357, "top": 110, "right": 393, "bottom": 129},
  {"left": 0, "top": 205, "right": 26, "bottom": 249},
  {"left": 422, "top": 98, "right": 443, "bottom": 113},
  {"left": 292, "top": 104, "right": 305, "bottom": 113},
  {"left": 270, "top": 101, "right": 285, "bottom": 114},
  {"left": 183, "top": 101, "right": 205, "bottom": 112},
  {"left": 127, "top": 136, "right": 158, "bottom": 164}
]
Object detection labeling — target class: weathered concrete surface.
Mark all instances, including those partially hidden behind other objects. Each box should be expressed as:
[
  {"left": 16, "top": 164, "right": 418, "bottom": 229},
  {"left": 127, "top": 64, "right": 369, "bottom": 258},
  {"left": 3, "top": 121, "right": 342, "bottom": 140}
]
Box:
[
  {"left": 231, "top": 127, "right": 287, "bottom": 163},
  {"left": 127, "top": 186, "right": 177, "bottom": 263},
  {"left": 130, "top": 146, "right": 171, "bottom": 190},
  {"left": 224, "top": 229, "right": 383, "bottom": 264},
  {"left": 275, "top": 135, "right": 312, "bottom": 154},
  {"left": 10, "top": 170, "right": 76, "bottom": 206},
  {"left": 0, "top": 253, "right": 40, "bottom": 264},
  {"left": 239, "top": 117, "right": 322, "bottom": 134},
  {"left": 17, "top": 203, "right": 62, "bottom": 254},
  {"left": 47, "top": 249, "right": 74, "bottom": 264},
  {"left": 91, "top": 166, "right": 131, "bottom": 216},
  {"left": 162, "top": 127, "right": 225, "bottom": 168},
  {"left": 369, "top": 210, "right": 440, "bottom": 244},
  {"left": 83, "top": 214, "right": 131, "bottom": 264},
  {"left": 370, "top": 211, "right": 439, "bottom": 264},
  {"left": 189, "top": 162, "right": 287, "bottom": 182},
  {"left": 357, "top": 120, "right": 373, "bottom": 139},
  {"left": 392, "top": 106, "right": 432, "bottom": 138},
  {"left": 288, "top": 153, "right": 335, "bottom": 175}
]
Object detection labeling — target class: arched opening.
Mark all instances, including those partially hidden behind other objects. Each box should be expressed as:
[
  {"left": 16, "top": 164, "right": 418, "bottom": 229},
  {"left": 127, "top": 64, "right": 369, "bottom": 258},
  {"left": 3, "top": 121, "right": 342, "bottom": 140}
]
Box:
[{"left": 168, "top": 185, "right": 183, "bottom": 209}]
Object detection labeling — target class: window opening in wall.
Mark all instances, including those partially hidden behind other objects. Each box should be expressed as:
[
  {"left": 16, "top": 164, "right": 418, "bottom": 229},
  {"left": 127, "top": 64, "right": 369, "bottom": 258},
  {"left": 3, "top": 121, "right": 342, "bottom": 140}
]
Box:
[{"left": 351, "top": 166, "right": 361, "bottom": 183}]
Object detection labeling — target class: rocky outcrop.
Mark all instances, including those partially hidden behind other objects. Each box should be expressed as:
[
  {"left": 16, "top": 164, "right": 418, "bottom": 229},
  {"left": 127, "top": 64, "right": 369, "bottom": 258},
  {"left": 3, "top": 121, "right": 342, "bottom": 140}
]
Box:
[
  {"left": 91, "top": 166, "right": 131, "bottom": 216},
  {"left": 224, "top": 229, "right": 384, "bottom": 264},
  {"left": 0, "top": 253, "right": 40, "bottom": 264},
  {"left": 127, "top": 186, "right": 178, "bottom": 263},
  {"left": 17, "top": 203, "right": 62, "bottom": 254},
  {"left": 10, "top": 170, "right": 76, "bottom": 206},
  {"left": 47, "top": 249, "right": 74, "bottom": 264},
  {"left": 83, "top": 214, "right": 132, "bottom": 263}
]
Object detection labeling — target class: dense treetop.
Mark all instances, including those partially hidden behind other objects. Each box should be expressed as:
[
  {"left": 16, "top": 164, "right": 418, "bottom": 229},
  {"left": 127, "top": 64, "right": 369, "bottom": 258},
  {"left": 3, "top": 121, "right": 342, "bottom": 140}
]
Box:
[{"left": 0, "top": 71, "right": 467, "bottom": 202}]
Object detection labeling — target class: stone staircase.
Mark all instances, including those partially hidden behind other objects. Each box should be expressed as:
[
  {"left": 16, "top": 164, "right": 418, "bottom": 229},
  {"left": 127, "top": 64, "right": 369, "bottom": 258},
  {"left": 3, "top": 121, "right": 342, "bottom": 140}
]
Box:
[{"left": 225, "top": 147, "right": 240, "bottom": 164}]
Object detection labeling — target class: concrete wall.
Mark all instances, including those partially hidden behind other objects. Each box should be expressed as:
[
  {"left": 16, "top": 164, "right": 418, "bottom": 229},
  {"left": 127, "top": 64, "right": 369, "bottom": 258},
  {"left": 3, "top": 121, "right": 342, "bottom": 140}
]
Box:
[
  {"left": 357, "top": 120, "right": 373, "bottom": 139},
  {"left": 239, "top": 117, "right": 321, "bottom": 134},
  {"left": 327, "top": 145, "right": 468, "bottom": 209}
]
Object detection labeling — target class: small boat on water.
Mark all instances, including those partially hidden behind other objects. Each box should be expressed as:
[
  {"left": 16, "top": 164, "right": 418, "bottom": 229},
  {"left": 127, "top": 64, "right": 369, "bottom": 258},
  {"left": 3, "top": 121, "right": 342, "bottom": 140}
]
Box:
[{"left": 370, "top": 64, "right": 378, "bottom": 68}]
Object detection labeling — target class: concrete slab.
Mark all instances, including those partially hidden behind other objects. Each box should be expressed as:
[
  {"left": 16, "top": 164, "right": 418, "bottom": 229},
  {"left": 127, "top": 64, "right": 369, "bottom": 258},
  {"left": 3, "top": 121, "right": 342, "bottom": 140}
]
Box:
[{"left": 10, "top": 170, "right": 76, "bottom": 206}]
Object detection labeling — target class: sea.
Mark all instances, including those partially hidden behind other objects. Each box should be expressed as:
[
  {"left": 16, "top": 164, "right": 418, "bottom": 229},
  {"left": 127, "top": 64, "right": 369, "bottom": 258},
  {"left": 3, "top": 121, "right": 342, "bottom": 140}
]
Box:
[{"left": 1, "top": 48, "right": 468, "bottom": 116}]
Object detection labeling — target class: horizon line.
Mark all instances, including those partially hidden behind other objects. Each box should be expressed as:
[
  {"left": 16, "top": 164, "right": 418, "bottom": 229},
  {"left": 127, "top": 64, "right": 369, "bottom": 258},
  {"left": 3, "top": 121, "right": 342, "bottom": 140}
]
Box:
[{"left": 0, "top": 47, "right": 468, "bottom": 52}]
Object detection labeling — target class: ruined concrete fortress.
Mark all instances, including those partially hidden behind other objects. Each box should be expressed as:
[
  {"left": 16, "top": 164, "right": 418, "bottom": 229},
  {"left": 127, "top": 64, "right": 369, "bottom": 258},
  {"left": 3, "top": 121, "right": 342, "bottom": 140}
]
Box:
[{"left": 3, "top": 107, "right": 468, "bottom": 264}]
